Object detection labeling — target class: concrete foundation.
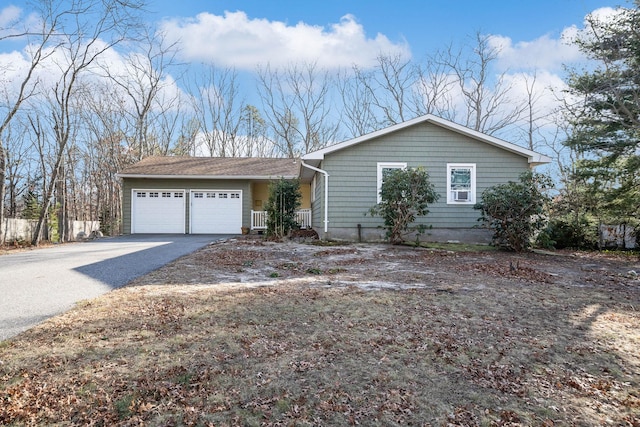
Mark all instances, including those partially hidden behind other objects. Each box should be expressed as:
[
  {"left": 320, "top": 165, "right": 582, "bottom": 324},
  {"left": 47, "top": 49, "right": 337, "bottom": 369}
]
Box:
[{"left": 321, "top": 226, "right": 492, "bottom": 245}]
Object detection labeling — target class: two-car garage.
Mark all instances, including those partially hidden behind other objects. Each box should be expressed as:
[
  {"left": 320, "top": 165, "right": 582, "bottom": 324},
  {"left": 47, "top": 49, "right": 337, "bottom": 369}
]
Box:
[
  {"left": 131, "top": 189, "right": 242, "bottom": 234},
  {"left": 119, "top": 156, "right": 302, "bottom": 236}
]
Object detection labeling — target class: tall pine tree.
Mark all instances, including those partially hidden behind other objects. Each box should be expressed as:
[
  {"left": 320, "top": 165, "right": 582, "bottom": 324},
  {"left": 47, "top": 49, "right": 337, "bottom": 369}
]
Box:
[{"left": 564, "top": 2, "right": 640, "bottom": 228}]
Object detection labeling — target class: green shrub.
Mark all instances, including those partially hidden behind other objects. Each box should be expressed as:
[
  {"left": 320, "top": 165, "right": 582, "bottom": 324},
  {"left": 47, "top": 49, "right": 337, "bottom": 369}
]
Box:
[
  {"left": 265, "top": 178, "right": 302, "bottom": 239},
  {"left": 544, "top": 217, "right": 598, "bottom": 249},
  {"left": 474, "top": 171, "right": 553, "bottom": 252},
  {"left": 369, "top": 167, "right": 439, "bottom": 245}
]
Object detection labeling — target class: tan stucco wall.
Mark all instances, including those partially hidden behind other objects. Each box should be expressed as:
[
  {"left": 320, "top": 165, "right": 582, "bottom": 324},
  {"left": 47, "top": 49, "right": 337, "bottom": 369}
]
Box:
[
  {"left": 251, "top": 182, "right": 311, "bottom": 210},
  {"left": 300, "top": 184, "right": 311, "bottom": 209},
  {"left": 251, "top": 183, "right": 269, "bottom": 210}
]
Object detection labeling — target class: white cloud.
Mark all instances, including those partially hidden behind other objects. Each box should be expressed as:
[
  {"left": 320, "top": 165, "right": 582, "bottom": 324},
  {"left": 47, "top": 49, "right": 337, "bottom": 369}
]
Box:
[
  {"left": 504, "top": 70, "right": 567, "bottom": 116},
  {"left": 0, "top": 5, "right": 21, "bottom": 27},
  {"left": 159, "top": 11, "right": 410, "bottom": 70},
  {"left": 488, "top": 29, "right": 584, "bottom": 72},
  {"left": 0, "top": 6, "right": 43, "bottom": 42},
  {"left": 0, "top": 50, "right": 31, "bottom": 98},
  {"left": 587, "top": 6, "right": 620, "bottom": 23},
  {"left": 0, "top": 5, "right": 23, "bottom": 41},
  {"left": 488, "top": 5, "right": 629, "bottom": 73},
  {"left": 0, "top": 38, "right": 187, "bottom": 118}
]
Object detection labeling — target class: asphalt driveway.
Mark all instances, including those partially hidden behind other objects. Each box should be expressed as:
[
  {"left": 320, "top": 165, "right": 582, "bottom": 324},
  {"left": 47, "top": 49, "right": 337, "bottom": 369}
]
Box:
[{"left": 0, "top": 234, "right": 230, "bottom": 341}]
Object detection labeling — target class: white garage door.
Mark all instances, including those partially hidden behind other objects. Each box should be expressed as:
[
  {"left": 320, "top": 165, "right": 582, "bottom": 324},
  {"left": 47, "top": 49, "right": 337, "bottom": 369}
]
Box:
[
  {"left": 190, "top": 190, "right": 242, "bottom": 234},
  {"left": 132, "top": 190, "right": 185, "bottom": 234}
]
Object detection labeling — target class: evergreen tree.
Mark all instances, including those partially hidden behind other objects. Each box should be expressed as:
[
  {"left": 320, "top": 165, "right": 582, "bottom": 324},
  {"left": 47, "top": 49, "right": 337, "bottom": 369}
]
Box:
[
  {"left": 265, "top": 178, "right": 302, "bottom": 239},
  {"left": 564, "top": 2, "right": 640, "bottom": 229},
  {"left": 22, "top": 187, "right": 41, "bottom": 220}
]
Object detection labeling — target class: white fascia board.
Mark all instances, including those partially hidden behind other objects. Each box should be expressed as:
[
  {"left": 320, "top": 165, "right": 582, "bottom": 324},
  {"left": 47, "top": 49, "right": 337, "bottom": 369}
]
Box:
[
  {"left": 303, "top": 115, "right": 437, "bottom": 160},
  {"left": 528, "top": 154, "right": 553, "bottom": 166},
  {"left": 116, "top": 174, "right": 299, "bottom": 180},
  {"left": 303, "top": 114, "right": 552, "bottom": 165},
  {"left": 428, "top": 116, "right": 552, "bottom": 164}
]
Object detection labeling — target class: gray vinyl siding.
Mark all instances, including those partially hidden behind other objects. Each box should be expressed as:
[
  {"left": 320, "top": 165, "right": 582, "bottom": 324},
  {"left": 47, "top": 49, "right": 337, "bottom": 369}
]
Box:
[
  {"left": 310, "top": 169, "right": 324, "bottom": 231},
  {"left": 323, "top": 121, "right": 530, "bottom": 230},
  {"left": 122, "top": 178, "right": 252, "bottom": 234}
]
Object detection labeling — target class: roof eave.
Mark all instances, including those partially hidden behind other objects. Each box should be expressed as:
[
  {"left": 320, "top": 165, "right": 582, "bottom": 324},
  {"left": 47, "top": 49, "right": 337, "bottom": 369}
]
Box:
[
  {"left": 303, "top": 114, "right": 552, "bottom": 164},
  {"left": 116, "top": 174, "right": 299, "bottom": 180},
  {"left": 528, "top": 154, "right": 553, "bottom": 167},
  {"left": 303, "top": 115, "right": 434, "bottom": 160}
]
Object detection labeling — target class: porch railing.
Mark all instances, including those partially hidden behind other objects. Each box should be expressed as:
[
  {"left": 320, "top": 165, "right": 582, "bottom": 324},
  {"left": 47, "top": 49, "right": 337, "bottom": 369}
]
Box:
[{"left": 251, "top": 209, "right": 312, "bottom": 230}]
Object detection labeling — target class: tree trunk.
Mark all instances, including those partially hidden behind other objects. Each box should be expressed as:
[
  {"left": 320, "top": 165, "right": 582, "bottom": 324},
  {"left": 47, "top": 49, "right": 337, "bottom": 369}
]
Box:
[
  {"left": 0, "top": 143, "right": 6, "bottom": 244},
  {"left": 31, "top": 146, "right": 65, "bottom": 246}
]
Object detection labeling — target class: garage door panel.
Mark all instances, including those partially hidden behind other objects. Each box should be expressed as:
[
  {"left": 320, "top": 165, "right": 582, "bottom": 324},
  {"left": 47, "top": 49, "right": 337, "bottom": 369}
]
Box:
[
  {"left": 191, "top": 190, "right": 242, "bottom": 234},
  {"left": 132, "top": 190, "right": 185, "bottom": 234}
]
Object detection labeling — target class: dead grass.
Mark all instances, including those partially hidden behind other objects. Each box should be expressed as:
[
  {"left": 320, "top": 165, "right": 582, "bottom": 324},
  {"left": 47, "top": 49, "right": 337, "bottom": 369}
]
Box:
[
  {"left": 1, "top": 238, "right": 639, "bottom": 426},
  {"left": 0, "top": 240, "right": 54, "bottom": 255}
]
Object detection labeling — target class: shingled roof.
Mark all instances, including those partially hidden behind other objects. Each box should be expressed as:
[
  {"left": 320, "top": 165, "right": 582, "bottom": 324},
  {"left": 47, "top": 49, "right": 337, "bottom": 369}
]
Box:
[{"left": 118, "top": 156, "right": 301, "bottom": 179}]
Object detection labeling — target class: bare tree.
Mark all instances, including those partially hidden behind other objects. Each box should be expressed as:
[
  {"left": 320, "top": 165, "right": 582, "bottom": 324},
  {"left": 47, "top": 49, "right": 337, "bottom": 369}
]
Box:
[
  {"left": 26, "top": 112, "right": 52, "bottom": 240},
  {"left": 154, "top": 92, "right": 189, "bottom": 156},
  {"left": 1, "top": 119, "right": 35, "bottom": 218},
  {"left": 239, "top": 105, "right": 274, "bottom": 157},
  {"left": 429, "top": 32, "right": 525, "bottom": 135},
  {"left": 519, "top": 72, "right": 545, "bottom": 151},
  {"left": 30, "top": 0, "right": 146, "bottom": 246},
  {"left": 187, "top": 66, "right": 244, "bottom": 157},
  {"left": 353, "top": 53, "right": 418, "bottom": 127},
  {"left": 0, "top": 6, "right": 58, "bottom": 242},
  {"left": 545, "top": 98, "right": 584, "bottom": 184},
  {"left": 256, "top": 65, "right": 298, "bottom": 158},
  {"left": 257, "top": 62, "right": 339, "bottom": 157},
  {"left": 79, "top": 83, "right": 132, "bottom": 234},
  {"left": 413, "top": 58, "right": 458, "bottom": 120},
  {"left": 337, "top": 67, "right": 378, "bottom": 137},
  {"left": 102, "top": 29, "right": 180, "bottom": 159},
  {"left": 516, "top": 72, "right": 572, "bottom": 179},
  {"left": 169, "top": 117, "right": 199, "bottom": 156}
]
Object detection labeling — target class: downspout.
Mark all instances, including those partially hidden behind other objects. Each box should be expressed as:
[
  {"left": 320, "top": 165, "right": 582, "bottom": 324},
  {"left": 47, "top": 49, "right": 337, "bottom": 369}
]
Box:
[{"left": 301, "top": 161, "right": 329, "bottom": 234}]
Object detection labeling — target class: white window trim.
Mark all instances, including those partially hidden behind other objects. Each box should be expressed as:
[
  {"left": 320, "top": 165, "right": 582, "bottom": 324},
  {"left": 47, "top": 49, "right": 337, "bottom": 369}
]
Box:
[
  {"left": 446, "top": 163, "right": 476, "bottom": 204},
  {"left": 377, "top": 162, "right": 407, "bottom": 203},
  {"left": 310, "top": 174, "right": 317, "bottom": 203}
]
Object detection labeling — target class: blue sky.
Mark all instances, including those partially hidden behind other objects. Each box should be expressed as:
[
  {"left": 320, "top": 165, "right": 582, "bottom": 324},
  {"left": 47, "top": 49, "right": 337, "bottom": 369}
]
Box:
[
  {"left": 0, "top": 0, "right": 624, "bottom": 72},
  {"left": 0, "top": 0, "right": 629, "bottom": 172},
  {"left": 0, "top": 0, "right": 628, "bottom": 146},
  {"left": 150, "top": 0, "right": 611, "bottom": 43},
  {"left": 148, "top": 0, "right": 618, "bottom": 62}
]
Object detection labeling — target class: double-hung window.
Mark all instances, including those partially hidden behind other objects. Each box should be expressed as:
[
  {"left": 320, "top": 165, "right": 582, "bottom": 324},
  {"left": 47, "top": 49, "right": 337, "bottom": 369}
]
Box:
[
  {"left": 377, "top": 162, "right": 406, "bottom": 203},
  {"left": 447, "top": 163, "right": 476, "bottom": 204}
]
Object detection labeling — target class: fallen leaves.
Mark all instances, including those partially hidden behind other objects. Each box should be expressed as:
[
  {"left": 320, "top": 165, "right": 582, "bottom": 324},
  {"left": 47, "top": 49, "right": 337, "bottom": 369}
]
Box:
[{"left": 1, "top": 239, "right": 639, "bottom": 425}]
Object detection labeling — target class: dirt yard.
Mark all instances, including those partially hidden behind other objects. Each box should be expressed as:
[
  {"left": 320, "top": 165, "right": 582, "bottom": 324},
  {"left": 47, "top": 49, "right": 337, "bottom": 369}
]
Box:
[{"left": 1, "top": 237, "right": 639, "bottom": 426}]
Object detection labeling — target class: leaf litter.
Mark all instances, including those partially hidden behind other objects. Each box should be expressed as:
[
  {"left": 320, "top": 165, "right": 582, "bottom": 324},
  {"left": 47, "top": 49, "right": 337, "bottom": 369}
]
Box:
[{"left": 1, "top": 237, "right": 639, "bottom": 426}]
